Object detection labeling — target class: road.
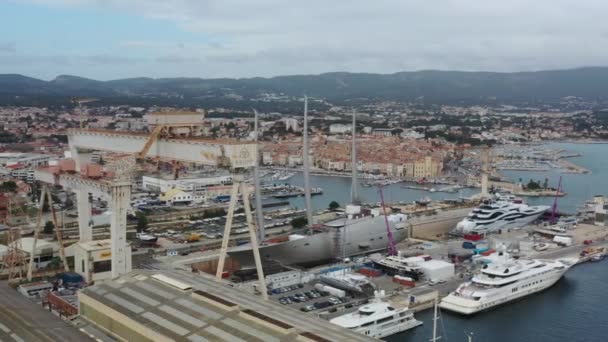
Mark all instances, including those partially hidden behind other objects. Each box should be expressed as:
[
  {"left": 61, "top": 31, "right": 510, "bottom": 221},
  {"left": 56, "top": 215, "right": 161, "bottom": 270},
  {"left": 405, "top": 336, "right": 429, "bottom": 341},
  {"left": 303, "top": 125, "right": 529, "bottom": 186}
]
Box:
[{"left": 0, "top": 283, "right": 93, "bottom": 342}]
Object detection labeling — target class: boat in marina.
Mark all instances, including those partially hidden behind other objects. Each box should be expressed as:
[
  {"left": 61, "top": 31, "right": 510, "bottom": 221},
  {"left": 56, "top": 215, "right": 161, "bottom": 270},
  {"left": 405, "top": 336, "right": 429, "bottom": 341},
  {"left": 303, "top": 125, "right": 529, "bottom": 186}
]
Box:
[
  {"left": 330, "top": 290, "right": 422, "bottom": 338},
  {"left": 454, "top": 194, "right": 549, "bottom": 234},
  {"left": 370, "top": 252, "right": 425, "bottom": 280},
  {"left": 439, "top": 246, "right": 576, "bottom": 315}
]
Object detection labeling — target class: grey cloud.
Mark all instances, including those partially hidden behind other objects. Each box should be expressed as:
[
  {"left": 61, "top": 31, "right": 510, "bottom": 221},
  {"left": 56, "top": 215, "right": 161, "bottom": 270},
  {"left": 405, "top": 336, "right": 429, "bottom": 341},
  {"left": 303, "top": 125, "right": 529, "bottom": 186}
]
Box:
[
  {"left": 0, "top": 54, "right": 140, "bottom": 66},
  {"left": 155, "top": 55, "right": 201, "bottom": 64},
  {"left": 81, "top": 55, "right": 140, "bottom": 65},
  {"left": 0, "top": 42, "right": 16, "bottom": 53},
  {"left": 17, "top": 0, "right": 608, "bottom": 78}
]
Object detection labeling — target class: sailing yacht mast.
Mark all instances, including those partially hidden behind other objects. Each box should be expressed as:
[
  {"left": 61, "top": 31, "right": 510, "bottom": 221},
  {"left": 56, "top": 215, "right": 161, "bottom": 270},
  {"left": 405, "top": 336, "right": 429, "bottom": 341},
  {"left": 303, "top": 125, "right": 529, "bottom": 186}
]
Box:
[
  {"left": 252, "top": 109, "right": 265, "bottom": 241},
  {"left": 302, "top": 96, "right": 314, "bottom": 231},
  {"left": 351, "top": 109, "right": 359, "bottom": 203}
]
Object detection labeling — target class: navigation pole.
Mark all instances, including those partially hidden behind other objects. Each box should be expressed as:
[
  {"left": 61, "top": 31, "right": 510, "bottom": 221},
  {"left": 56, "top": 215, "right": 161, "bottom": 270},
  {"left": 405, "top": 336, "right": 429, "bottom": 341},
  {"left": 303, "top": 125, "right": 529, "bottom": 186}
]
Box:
[
  {"left": 252, "top": 109, "right": 265, "bottom": 241},
  {"left": 303, "top": 96, "right": 314, "bottom": 231}
]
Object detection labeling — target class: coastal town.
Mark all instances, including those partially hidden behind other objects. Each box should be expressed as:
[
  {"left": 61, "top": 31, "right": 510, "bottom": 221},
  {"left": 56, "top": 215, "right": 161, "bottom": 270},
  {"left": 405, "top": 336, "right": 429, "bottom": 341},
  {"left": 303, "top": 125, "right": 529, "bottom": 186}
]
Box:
[
  {"left": 0, "top": 99, "right": 605, "bottom": 342},
  {"left": 3, "top": 1, "right": 608, "bottom": 340}
]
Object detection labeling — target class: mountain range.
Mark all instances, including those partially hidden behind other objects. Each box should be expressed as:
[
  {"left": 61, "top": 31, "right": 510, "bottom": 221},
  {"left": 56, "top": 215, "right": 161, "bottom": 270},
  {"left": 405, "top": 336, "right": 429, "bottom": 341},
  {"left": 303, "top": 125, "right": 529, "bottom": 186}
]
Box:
[{"left": 1, "top": 67, "right": 608, "bottom": 106}]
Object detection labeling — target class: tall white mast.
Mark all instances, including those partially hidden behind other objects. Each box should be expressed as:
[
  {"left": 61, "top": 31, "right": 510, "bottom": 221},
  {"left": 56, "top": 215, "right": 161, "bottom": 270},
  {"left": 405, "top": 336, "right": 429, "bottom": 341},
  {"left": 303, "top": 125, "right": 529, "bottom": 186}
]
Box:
[
  {"left": 351, "top": 109, "right": 359, "bottom": 204},
  {"left": 252, "top": 109, "right": 265, "bottom": 241},
  {"left": 430, "top": 293, "right": 442, "bottom": 342},
  {"left": 302, "top": 96, "right": 313, "bottom": 230}
]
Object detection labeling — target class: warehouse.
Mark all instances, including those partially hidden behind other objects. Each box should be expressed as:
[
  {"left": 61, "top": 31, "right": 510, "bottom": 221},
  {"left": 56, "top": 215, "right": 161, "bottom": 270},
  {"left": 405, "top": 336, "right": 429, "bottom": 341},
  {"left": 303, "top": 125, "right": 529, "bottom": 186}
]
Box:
[
  {"left": 418, "top": 260, "right": 455, "bottom": 282},
  {"left": 79, "top": 270, "right": 375, "bottom": 342}
]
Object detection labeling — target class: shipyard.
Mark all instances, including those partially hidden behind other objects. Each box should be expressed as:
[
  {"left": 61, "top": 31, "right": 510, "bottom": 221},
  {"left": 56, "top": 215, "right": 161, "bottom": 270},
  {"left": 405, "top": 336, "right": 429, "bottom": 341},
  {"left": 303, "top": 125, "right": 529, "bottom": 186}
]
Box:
[
  {"left": 0, "top": 100, "right": 606, "bottom": 342},
  {"left": 5, "top": 2, "right": 608, "bottom": 339}
]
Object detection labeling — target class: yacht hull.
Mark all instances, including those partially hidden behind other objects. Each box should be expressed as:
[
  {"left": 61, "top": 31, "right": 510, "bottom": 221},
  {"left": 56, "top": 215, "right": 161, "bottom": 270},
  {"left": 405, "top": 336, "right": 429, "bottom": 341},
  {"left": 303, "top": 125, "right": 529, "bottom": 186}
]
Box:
[
  {"left": 228, "top": 215, "right": 409, "bottom": 268},
  {"left": 440, "top": 262, "right": 571, "bottom": 315}
]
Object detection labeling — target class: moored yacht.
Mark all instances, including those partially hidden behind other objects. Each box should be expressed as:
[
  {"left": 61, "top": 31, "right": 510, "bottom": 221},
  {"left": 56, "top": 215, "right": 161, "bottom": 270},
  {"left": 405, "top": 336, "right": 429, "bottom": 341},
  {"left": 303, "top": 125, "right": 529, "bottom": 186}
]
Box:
[
  {"left": 454, "top": 195, "right": 549, "bottom": 234},
  {"left": 330, "top": 291, "right": 422, "bottom": 338},
  {"left": 439, "top": 247, "right": 576, "bottom": 315},
  {"left": 370, "top": 252, "right": 425, "bottom": 281}
]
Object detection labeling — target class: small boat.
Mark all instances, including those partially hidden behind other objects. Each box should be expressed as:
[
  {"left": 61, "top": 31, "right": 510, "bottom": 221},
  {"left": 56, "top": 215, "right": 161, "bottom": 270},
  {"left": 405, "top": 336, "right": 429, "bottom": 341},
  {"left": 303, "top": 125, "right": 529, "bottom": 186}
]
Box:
[
  {"left": 416, "top": 197, "right": 432, "bottom": 206},
  {"left": 590, "top": 254, "right": 605, "bottom": 262}
]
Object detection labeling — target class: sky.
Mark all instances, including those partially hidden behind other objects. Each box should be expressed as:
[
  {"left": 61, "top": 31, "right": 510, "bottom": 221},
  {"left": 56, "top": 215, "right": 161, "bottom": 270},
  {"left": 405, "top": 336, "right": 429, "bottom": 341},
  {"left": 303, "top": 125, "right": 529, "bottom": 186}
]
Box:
[{"left": 1, "top": 0, "right": 608, "bottom": 80}]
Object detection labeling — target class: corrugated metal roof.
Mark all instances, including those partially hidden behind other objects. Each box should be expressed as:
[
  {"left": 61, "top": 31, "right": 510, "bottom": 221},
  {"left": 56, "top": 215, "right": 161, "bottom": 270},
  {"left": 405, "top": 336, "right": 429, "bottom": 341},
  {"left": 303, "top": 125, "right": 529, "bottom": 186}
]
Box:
[{"left": 80, "top": 269, "right": 377, "bottom": 342}]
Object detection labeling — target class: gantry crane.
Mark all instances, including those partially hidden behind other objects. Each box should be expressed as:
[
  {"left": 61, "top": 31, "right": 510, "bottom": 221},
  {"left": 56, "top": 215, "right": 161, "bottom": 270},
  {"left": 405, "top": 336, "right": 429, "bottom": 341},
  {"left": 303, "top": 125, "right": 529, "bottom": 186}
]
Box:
[{"left": 41, "top": 112, "right": 268, "bottom": 296}]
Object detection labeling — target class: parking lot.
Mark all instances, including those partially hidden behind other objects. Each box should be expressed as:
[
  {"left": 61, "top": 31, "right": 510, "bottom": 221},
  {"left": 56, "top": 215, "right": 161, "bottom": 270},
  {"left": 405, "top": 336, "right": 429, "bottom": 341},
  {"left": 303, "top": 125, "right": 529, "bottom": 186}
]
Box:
[{"left": 268, "top": 283, "right": 358, "bottom": 313}]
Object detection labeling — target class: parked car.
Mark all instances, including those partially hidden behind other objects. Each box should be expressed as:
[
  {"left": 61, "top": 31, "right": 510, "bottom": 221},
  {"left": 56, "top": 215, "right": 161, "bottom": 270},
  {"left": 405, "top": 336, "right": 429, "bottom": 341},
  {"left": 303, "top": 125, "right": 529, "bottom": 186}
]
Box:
[
  {"left": 300, "top": 305, "right": 315, "bottom": 312},
  {"left": 328, "top": 297, "right": 341, "bottom": 305},
  {"left": 313, "top": 301, "right": 332, "bottom": 309}
]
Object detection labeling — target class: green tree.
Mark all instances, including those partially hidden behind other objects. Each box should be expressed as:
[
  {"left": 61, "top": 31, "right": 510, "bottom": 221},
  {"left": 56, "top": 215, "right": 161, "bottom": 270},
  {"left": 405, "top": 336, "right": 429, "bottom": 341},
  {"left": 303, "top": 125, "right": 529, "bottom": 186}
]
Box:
[
  {"left": 526, "top": 179, "right": 541, "bottom": 190},
  {"left": 136, "top": 212, "right": 148, "bottom": 232},
  {"left": 290, "top": 216, "right": 308, "bottom": 229},
  {"left": 0, "top": 181, "right": 17, "bottom": 193},
  {"left": 43, "top": 221, "right": 54, "bottom": 234},
  {"left": 328, "top": 201, "right": 340, "bottom": 211},
  {"left": 543, "top": 178, "right": 549, "bottom": 189}
]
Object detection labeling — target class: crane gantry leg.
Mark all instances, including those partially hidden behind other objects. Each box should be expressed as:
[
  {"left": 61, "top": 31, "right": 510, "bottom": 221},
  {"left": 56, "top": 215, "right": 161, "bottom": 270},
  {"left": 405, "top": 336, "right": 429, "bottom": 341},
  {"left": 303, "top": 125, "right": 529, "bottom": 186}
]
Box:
[
  {"left": 215, "top": 175, "right": 268, "bottom": 300},
  {"left": 27, "top": 186, "right": 69, "bottom": 281}
]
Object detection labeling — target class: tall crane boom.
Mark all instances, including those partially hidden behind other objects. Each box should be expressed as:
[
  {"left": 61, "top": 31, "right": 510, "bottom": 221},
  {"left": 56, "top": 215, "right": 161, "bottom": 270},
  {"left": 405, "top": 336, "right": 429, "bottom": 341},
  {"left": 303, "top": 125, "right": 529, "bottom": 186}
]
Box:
[{"left": 378, "top": 185, "right": 397, "bottom": 256}]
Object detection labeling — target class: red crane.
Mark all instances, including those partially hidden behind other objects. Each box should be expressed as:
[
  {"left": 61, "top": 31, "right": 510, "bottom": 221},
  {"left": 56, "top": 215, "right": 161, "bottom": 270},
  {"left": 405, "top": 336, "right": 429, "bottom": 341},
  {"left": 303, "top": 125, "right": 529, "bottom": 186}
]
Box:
[
  {"left": 550, "top": 176, "right": 562, "bottom": 224},
  {"left": 378, "top": 185, "right": 397, "bottom": 256}
]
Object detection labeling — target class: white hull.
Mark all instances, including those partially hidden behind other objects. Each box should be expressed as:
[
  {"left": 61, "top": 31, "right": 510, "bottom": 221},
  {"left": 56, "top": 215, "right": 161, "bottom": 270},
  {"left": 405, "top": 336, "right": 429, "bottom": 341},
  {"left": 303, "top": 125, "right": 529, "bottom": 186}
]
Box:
[
  {"left": 455, "top": 203, "right": 549, "bottom": 234},
  {"left": 330, "top": 295, "right": 422, "bottom": 339},
  {"left": 357, "top": 319, "right": 423, "bottom": 339},
  {"left": 440, "top": 262, "right": 571, "bottom": 315}
]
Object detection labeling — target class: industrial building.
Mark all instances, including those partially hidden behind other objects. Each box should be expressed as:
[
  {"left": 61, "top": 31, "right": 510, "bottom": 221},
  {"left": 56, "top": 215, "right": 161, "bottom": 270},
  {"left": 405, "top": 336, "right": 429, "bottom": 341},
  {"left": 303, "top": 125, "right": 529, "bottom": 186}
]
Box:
[
  {"left": 142, "top": 175, "right": 232, "bottom": 193},
  {"left": 0, "top": 238, "right": 60, "bottom": 270},
  {"left": 69, "top": 239, "right": 123, "bottom": 283},
  {"left": 0, "top": 283, "right": 92, "bottom": 341},
  {"left": 79, "top": 269, "right": 376, "bottom": 342}
]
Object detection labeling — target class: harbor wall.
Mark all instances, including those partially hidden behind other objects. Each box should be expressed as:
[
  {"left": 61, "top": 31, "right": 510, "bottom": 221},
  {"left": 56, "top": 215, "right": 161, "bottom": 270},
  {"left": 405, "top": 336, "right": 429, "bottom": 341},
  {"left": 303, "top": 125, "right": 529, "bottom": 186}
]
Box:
[{"left": 409, "top": 208, "right": 471, "bottom": 240}]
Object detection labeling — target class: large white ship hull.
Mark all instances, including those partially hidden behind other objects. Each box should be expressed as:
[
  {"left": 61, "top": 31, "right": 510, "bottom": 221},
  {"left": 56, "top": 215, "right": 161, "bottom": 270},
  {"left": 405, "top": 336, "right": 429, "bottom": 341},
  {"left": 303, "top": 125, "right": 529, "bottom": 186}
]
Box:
[
  {"left": 455, "top": 209, "right": 547, "bottom": 234},
  {"left": 439, "top": 262, "right": 571, "bottom": 315},
  {"left": 228, "top": 215, "right": 409, "bottom": 268}
]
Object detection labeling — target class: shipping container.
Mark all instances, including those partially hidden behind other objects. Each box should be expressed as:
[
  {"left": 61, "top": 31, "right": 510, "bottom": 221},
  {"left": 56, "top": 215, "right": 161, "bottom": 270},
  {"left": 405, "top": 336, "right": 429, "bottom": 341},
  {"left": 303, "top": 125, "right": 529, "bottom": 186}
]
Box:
[
  {"left": 480, "top": 249, "right": 495, "bottom": 256},
  {"left": 462, "top": 241, "right": 476, "bottom": 249},
  {"left": 393, "top": 275, "right": 416, "bottom": 287},
  {"left": 81, "top": 163, "right": 103, "bottom": 179},
  {"left": 474, "top": 247, "right": 489, "bottom": 255},
  {"left": 553, "top": 236, "right": 573, "bottom": 246},
  {"left": 464, "top": 233, "right": 483, "bottom": 241},
  {"left": 58, "top": 159, "right": 76, "bottom": 173}
]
